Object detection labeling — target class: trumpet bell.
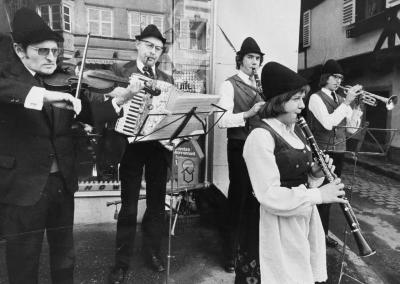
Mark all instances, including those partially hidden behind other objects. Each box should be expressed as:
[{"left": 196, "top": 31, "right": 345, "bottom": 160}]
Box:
[{"left": 387, "top": 95, "right": 398, "bottom": 111}]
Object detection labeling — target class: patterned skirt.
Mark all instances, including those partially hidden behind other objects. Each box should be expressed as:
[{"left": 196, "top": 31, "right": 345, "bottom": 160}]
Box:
[{"left": 234, "top": 195, "right": 260, "bottom": 284}]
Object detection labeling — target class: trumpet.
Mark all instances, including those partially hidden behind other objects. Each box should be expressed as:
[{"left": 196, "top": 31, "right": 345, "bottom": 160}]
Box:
[{"left": 338, "top": 85, "right": 398, "bottom": 110}]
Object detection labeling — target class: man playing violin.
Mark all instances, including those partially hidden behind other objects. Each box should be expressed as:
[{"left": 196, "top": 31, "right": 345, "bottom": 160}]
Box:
[
  {"left": 307, "top": 59, "right": 363, "bottom": 248},
  {"left": 108, "top": 24, "right": 174, "bottom": 284},
  {"left": 0, "top": 8, "right": 139, "bottom": 284}
]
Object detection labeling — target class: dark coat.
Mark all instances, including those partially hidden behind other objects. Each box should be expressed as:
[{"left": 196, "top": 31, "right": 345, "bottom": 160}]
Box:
[{"left": 0, "top": 59, "right": 119, "bottom": 206}]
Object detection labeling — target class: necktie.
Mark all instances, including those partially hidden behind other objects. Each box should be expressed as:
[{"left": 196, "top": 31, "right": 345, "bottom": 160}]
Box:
[
  {"left": 331, "top": 91, "right": 338, "bottom": 104},
  {"left": 143, "top": 66, "right": 155, "bottom": 79},
  {"left": 34, "top": 73, "right": 43, "bottom": 86}
]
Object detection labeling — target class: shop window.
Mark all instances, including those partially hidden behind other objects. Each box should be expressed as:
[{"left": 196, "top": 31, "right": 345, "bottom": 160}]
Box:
[
  {"left": 128, "top": 11, "right": 164, "bottom": 39},
  {"left": 87, "top": 7, "right": 113, "bottom": 37}
]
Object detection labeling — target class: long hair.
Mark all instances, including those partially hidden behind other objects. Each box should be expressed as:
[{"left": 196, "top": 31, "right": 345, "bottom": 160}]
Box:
[{"left": 259, "top": 85, "right": 310, "bottom": 119}]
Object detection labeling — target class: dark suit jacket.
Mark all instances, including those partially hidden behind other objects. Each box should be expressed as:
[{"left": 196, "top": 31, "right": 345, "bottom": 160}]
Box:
[
  {"left": 0, "top": 59, "right": 119, "bottom": 206},
  {"left": 111, "top": 60, "right": 173, "bottom": 85}
]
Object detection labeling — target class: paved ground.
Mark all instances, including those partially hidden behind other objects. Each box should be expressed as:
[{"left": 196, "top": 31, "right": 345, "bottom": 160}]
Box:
[
  {"left": 0, "top": 219, "right": 374, "bottom": 284},
  {"left": 1, "top": 157, "right": 397, "bottom": 284},
  {"left": 329, "top": 160, "right": 400, "bottom": 284}
]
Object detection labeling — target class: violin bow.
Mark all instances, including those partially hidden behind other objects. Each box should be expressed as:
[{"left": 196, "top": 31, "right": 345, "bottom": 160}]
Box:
[{"left": 75, "top": 32, "right": 91, "bottom": 98}]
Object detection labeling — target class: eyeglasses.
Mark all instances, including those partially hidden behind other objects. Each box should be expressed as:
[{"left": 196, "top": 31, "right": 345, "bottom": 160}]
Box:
[
  {"left": 140, "top": 40, "right": 164, "bottom": 53},
  {"left": 29, "top": 46, "right": 61, "bottom": 57}
]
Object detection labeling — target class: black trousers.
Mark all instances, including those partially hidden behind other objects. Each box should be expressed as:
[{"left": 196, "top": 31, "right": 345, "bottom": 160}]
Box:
[
  {"left": 0, "top": 173, "right": 74, "bottom": 284},
  {"left": 115, "top": 141, "right": 170, "bottom": 269},
  {"left": 317, "top": 152, "right": 345, "bottom": 235},
  {"left": 223, "top": 139, "right": 252, "bottom": 261}
]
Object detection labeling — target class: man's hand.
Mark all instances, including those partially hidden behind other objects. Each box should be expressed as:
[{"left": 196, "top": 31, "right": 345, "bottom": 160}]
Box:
[
  {"left": 108, "top": 78, "right": 144, "bottom": 106},
  {"left": 344, "top": 84, "right": 363, "bottom": 105},
  {"left": 243, "top": 101, "right": 265, "bottom": 119},
  {"left": 43, "top": 91, "right": 82, "bottom": 114}
]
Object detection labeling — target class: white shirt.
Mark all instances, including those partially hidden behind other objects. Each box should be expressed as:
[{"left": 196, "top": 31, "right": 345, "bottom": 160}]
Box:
[
  {"left": 243, "top": 118, "right": 327, "bottom": 284},
  {"left": 308, "top": 88, "right": 363, "bottom": 134},
  {"left": 217, "top": 70, "right": 256, "bottom": 128},
  {"left": 23, "top": 67, "right": 120, "bottom": 114}
]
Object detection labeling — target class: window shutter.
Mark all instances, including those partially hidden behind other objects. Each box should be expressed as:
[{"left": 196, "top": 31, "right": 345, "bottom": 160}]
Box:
[
  {"left": 343, "top": 0, "right": 355, "bottom": 26},
  {"left": 303, "top": 10, "right": 311, "bottom": 48},
  {"left": 386, "top": 0, "right": 400, "bottom": 8}
]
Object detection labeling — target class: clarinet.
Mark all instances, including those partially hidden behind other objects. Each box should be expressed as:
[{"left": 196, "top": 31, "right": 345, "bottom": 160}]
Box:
[
  {"left": 252, "top": 67, "right": 263, "bottom": 95},
  {"left": 297, "top": 116, "right": 376, "bottom": 257}
]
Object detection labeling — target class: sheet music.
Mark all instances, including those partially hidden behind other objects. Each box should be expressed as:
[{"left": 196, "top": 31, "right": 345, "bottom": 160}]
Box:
[{"left": 129, "top": 94, "right": 221, "bottom": 142}]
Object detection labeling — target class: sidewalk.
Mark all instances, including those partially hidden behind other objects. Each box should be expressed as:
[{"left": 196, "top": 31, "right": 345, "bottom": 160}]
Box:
[
  {"left": 344, "top": 153, "right": 400, "bottom": 182},
  {"left": 0, "top": 216, "right": 385, "bottom": 284}
]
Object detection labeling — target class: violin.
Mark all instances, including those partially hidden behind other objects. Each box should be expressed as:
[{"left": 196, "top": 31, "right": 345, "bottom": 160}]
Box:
[{"left": 42, "top": 68, "right": 162, "bottom": 97}]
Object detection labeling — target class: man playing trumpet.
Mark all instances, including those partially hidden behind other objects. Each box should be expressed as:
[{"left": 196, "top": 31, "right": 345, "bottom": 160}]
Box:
[{"left": 307, "top": 59, "right": 363, "bottom": 248}]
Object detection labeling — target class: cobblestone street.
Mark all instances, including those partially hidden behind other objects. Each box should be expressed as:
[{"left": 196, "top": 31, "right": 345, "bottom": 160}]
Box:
[{"left": 330, "top": 161, "right": 400, "bottom": 284}]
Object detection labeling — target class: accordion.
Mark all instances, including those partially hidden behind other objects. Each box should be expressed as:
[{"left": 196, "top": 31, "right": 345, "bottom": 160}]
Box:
[{"left": 114, "top": 73, "right": 175, "bottom": 138}]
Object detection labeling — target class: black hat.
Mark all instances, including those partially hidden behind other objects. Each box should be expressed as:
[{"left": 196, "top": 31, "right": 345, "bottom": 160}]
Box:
[
  {"left": 261, "top": 62, "right": 308, "bottom": 100},
  {"left": 135, "top": 24, "right": 166, "bottom": 45},
  {"left": 12, "top": 8, "right": 63, "bottom": 46},
  {"left": 236, "top": 37, "right": 264, "bottom": 56},
  {"left": 321, "top": 59, "right": 343, "bottom": 75}
]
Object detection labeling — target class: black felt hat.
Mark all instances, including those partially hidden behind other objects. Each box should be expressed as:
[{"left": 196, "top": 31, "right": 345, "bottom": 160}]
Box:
[
  {"left": 135, "top": 24, "right": 166, "bottom": 45},
  {"left": 261, "top": 61, "right": 308, "bottom": 100},
  {"left": 236, "top": 37, "right": 264, "bottom": 56},
  {"left": 12, "top": 8, "right": 63, "bottom": 45},
  {"left": 321, "top": 59, "right": 343, "bottom": 75}
]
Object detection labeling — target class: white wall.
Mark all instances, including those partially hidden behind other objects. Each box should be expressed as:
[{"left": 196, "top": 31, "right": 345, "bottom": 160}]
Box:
[{"left": 212, "top": 0, "right": 301, "bottom": 196}]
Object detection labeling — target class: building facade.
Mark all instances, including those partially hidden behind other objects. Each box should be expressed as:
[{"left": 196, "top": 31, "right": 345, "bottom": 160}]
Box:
[
  {"left": 1, "top": 0, "right": 302, "bottom": 223},
  {"left": 298, "top": 0, "right": 400, "bottom": 162}
]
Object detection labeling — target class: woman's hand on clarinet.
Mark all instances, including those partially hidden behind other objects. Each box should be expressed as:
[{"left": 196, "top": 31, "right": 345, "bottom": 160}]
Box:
[
  {"left": 310, "top": 154, "right": 335, "bottom": 179},
  {"left": 319, "top": 178, "right": 347, "bottom": 204}
]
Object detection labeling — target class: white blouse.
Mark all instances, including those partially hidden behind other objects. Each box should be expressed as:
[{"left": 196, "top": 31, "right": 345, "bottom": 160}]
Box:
[{"left": 243, "top": 118, "right": 327, "bottom": 284}]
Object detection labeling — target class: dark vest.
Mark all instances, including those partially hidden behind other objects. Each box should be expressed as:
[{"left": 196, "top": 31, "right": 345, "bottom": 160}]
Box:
[
  {"left": 255, "top": 122, "right": 312, "bottom": 188},
  {"left": 226, "top": 75, "right": 263, "bottom": 141},
  {"left": 307, "top": 90, "right": 346, "bottom": 152}
]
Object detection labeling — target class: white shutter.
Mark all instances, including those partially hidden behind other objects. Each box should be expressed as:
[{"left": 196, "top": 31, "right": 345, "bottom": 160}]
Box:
[
  {"left": 386, "top": 0, "right": 400, "bottom": 8},
  {"left": 343, "top": 0, "right": 355, "bottom": 26},
  {"left": 303, "top": 10, "right": 311, "bottom": 48}
]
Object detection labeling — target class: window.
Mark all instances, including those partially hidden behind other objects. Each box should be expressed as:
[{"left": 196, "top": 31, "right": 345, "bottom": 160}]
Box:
[
  {"left": 178, "top": 17, "right": 207, "bottom": 51},
  {"left": 38, "top": 4, "right": 72, "bottom": 32},
  {"left": 87, "top": 7, "right": 113, "bottom": 37},
  {"left": 63, "top": 5, "right": 71, "bottom": 32},
  {"left": 38, "top": 4, "right": 61, "bottom": 30},
  {"left": 128, "top": 11, "right": 164, "bottom": 39},
  {"left": 356, "top": 0, "right": 385, "bottom": 22}
]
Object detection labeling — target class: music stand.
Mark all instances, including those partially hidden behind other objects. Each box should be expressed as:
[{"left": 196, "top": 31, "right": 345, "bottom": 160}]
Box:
[{"left": 128, "top": 96, "right": 226, "bottom": 284}]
